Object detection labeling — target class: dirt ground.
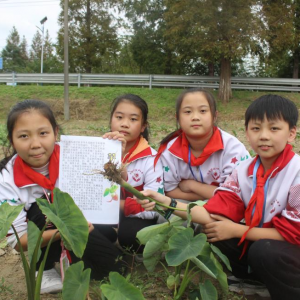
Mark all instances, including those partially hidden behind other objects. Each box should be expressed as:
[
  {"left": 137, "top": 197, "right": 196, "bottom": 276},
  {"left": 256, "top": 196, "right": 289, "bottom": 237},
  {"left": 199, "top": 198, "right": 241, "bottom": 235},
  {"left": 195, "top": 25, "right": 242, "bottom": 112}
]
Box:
[{"left": 0, "top": 98, "right": 289, "bottom": 299}]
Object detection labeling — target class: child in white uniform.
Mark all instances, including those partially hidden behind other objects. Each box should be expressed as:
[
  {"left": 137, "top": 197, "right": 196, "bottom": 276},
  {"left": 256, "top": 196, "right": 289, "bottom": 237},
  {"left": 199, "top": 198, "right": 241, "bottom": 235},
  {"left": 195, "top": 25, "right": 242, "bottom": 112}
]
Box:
[
  {"left": 0, "top": 100, "right": 123, "bottom": 294},
  {"left": 156, "top": 88, "right": 249, "bottom": 201},
  {"left": 137, "top": 94, "right": 300, "bottom": 300},
  {"left": 103, "top": 94, "right": 164, "bottom": 252}
]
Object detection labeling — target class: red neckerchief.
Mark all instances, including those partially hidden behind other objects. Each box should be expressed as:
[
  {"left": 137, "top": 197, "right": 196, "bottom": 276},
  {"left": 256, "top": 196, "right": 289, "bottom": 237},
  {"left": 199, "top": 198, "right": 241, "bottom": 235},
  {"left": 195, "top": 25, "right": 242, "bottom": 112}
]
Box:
[
  {"left": 180, "top": 126, "right": 223, "bottom": 166},
  {"left": 154, "top": 129, "right": 182, "bottom": 168},
  {"left": 14, "top": 144, "right": 60, "bottom": 202},
  {"left": 238, "top": 144, "right": 295, "bottom": 257}
]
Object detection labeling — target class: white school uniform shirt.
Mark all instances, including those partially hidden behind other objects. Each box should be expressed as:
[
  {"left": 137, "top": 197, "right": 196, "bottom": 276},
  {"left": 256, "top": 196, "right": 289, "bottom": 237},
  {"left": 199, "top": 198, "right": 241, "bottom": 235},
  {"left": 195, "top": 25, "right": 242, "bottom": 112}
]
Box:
[
  {"left": 216, "top": 154, "right": 300, "bottom": 224},
  {"left": 0, "top": 155, "right": 59, "bottom": 248},
  {"left": 161, "top": 128, "right": 250, "bottom": 192},
  {"left": 123, "top": 144, "right": 164, "bottom": 220}
]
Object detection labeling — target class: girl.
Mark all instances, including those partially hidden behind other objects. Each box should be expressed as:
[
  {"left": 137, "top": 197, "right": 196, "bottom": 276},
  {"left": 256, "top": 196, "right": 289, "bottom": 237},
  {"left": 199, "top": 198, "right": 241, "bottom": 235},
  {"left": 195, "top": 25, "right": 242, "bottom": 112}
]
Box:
[
  {"left": 0, "top": 100, "right": 123, "bottom": 294},
  {"left": 103, "top": 94, "right": 164, "bottom": 252},
  {"left": 156, "top": 88, "right": 250, "bottom": 201}
]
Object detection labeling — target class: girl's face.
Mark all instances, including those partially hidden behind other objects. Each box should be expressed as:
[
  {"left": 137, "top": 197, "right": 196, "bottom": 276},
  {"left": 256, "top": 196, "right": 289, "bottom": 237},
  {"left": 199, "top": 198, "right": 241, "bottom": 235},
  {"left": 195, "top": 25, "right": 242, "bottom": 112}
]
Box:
[
  {"left": 12, "top": 110, "right": 58, "bottom": 168},
  {"left": 110, "top": 101, "right": 146, "bottom": 148},
  {"left": 178, "top": 92, "right": 215, "bottom": 138}
]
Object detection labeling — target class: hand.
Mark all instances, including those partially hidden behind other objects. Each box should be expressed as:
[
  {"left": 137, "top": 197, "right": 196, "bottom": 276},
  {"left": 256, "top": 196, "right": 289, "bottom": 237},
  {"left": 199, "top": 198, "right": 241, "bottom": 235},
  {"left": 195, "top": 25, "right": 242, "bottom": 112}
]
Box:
[
  {"left": 179, "top": 179, "right": 195, "bottom": 193},
  {"left": 88, "top": 222, "right": 94, "bottom": 233},
  {"left": 135, "top": 190, "right": 172, "bottom": 211},
  {"left": 102, "top": 131, "right": 127, "bottom": 157},
  {"left": 202, "top": 214, "right": 236, "bottom": 242}
]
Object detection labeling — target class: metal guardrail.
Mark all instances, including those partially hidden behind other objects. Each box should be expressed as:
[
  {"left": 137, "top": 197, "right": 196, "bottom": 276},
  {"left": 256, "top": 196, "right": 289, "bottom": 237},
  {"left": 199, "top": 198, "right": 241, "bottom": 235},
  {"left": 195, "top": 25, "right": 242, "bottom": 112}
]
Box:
[{"left": 0, "top": 73, "right": 300, "bottom": 91}]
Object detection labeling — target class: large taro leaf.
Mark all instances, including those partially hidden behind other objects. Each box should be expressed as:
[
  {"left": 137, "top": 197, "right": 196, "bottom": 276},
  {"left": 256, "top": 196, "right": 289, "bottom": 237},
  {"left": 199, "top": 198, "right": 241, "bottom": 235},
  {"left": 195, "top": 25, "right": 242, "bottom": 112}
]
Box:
[
  {"left": 190, "top": 255, "right": 218, "bottom": 279},
  {"left": 36, "top": 188, "right": 89, "bottom": 258},
  {"left": 199, "top": 279, "right": 218, "bottom": 300},
  {"left": 210, "top": 244, "right": 232, "bottom": 271},
  {"left": 165, "top": 228, "right": 206, "bottom": 266},
  {"left": 27, "top": 221, "right": 42, "bottom": 264},
  {"left": 210, "top": 252, "right": 228, "bottom": 293},
  {"left": 137, "top": 215, "right": 184, "bottom": 245},
  {"left": 0, "top": 203, "right": 24, "bottom": 239},
  {"left": 62, "top": 261, "right": 90, "bottom": 300},
  {"left": 143, "top": 227, "right": 171, "bottom": 272},
  {"left": 101, "top": 272, "right": 145, "bottom": 300}
]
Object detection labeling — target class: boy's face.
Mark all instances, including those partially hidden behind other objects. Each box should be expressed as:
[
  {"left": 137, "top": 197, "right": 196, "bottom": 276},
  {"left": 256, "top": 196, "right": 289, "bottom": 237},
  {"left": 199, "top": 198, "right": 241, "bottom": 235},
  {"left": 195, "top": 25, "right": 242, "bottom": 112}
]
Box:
[{"left": 246, "top": 116, "right": 296, "bottom": 171}]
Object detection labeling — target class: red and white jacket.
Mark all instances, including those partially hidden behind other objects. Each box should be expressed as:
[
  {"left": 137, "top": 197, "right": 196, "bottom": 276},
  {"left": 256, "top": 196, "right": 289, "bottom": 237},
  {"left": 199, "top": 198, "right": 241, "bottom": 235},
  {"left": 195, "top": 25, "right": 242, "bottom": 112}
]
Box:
[
  {"left": 123, "top": 137, "right": 164, "bottom": 220},
  {"left": 161, "top": 128, "right": 250, "bottom": 192},
  {"left": 0, "top": 155, "right": 59, "bottom": 248},
  {"left": 205, "top": 149, "right": 300, "bottom": 245}
]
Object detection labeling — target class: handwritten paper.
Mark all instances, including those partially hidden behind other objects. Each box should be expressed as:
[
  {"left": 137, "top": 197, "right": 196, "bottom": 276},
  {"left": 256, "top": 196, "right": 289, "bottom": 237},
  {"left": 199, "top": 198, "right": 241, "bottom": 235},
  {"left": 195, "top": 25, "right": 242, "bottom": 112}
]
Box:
[{"left": 59, "top": 135, "right": 121, "bottom": 224}]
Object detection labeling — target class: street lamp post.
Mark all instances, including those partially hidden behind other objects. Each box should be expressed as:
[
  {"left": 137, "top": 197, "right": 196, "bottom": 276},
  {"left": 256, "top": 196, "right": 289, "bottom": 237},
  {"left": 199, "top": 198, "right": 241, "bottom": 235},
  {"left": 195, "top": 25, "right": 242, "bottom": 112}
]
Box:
[{"left": 36, "top": 16, "right": 47, "bottom": 74}]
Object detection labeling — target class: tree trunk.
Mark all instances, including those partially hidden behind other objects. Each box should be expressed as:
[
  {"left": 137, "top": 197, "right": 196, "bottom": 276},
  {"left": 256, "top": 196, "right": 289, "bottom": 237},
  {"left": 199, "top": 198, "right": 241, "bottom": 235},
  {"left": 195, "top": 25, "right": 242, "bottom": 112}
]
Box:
[
  {"left": 85, "top": 0, "right": 92, "bottom": 74},
  {"left": 218, "top": 57, "right": 232, "bottom": 103},
  {"left": 293, "top": 49, "right": 299, "bottom": 79},
  {"left": 208, "top": 62, "right": 214, "bottom": 76}
]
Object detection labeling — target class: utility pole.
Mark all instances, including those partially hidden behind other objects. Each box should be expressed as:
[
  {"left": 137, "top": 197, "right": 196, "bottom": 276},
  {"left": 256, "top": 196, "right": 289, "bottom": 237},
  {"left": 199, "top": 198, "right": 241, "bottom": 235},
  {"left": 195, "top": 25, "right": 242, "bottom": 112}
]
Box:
[
  {"left": 64, "top": 0, "right": 70, "bottom": 120},
  {"left": 36, "top": 16, "right": 47, "bottom": 74}
]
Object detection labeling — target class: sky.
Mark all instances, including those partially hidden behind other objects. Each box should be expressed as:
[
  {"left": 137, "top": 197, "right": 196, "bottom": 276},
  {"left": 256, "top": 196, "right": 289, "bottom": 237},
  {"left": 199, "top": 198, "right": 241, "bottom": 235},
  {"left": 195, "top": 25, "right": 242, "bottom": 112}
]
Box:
[{"left": 0, "top": 0, "right": 61, "bottom": 52}]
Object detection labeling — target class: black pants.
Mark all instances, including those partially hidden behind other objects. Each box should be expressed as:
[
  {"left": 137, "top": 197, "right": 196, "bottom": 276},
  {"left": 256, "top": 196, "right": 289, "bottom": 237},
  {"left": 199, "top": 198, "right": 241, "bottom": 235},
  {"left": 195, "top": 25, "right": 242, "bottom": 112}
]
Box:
[
  {"left": 213, "top": 239, "right": 300, "bottom": 300},
  {"left": 27, "top": 202, "right": 124, "bottom": 280},
  {"left": 117, "top": 214, "right": 158, "bottom": 253}
]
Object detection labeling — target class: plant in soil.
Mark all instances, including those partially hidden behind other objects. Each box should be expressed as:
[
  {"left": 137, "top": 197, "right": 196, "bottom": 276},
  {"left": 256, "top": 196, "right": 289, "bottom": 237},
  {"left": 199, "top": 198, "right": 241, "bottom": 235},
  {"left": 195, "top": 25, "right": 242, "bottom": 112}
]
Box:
[
  {"left": 98, "top": 161, "right": 231, "bottom": 300},
  {"left": 0, "top": 188, "right": 91, "bottom": 300}
]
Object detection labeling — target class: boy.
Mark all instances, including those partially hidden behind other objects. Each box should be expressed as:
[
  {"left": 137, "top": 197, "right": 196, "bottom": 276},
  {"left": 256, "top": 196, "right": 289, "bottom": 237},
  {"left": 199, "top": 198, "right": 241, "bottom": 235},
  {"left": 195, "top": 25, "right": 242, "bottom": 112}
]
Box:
[{"left": 137, "top": 95, "right": 300, "bottom": 300}]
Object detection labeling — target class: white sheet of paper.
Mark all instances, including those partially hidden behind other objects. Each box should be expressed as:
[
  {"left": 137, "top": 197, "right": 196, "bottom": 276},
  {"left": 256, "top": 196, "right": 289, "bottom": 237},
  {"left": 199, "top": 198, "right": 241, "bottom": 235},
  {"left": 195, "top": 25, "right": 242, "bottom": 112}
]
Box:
[{"left": 59, "top": 135, "right": 122, "bottom": 224}]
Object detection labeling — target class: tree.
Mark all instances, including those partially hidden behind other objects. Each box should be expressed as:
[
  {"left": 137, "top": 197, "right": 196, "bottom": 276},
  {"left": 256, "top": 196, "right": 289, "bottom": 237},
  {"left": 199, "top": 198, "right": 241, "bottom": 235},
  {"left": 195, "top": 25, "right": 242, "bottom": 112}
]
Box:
[
  {"left": 123, "top": 0, "right": 182, "bottom": 74},
  {"left": 1, "top": 26, "right": 26, "bottom": 72},
  {"left": 164, "top": 0, "right": 260, "bottom": 103},
  {"left": 29, "top": 30, "right": 59, "bottom": 73},
  {"left": 57, "top": 0, "right": 120, "bottom": 73},
  {"left": 259, "top": 0, "right": 300, "bottom": 78}
]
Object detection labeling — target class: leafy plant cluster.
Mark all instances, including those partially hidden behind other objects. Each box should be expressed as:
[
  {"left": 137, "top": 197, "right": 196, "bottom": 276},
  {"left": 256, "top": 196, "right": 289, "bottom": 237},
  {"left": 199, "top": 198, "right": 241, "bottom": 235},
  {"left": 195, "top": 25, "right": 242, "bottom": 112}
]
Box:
[{"left": 135, "top": 203, "right": 231, "bottom": 300}]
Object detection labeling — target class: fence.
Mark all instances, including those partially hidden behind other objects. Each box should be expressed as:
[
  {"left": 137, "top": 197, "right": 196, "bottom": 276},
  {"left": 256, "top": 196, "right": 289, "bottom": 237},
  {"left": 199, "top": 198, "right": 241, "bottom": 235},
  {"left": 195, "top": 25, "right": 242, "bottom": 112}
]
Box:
[{"left": 0, "top": 73, "right": 300, "bottom": 92}]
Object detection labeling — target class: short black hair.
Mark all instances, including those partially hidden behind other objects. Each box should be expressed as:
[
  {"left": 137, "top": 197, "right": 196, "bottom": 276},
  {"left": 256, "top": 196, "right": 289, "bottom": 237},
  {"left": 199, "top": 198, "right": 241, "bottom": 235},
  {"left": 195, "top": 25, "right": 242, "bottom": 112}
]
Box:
[{"left": 245, "top": 95, "right": 298, "bottom": 129}]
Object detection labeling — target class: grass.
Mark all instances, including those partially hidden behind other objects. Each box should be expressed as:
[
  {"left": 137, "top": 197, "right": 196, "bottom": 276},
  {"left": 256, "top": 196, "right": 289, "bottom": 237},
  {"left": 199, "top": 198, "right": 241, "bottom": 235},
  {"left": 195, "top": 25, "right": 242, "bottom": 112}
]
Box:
[{"left": 0, "top": 85, "right": 298, "bottom": 299}]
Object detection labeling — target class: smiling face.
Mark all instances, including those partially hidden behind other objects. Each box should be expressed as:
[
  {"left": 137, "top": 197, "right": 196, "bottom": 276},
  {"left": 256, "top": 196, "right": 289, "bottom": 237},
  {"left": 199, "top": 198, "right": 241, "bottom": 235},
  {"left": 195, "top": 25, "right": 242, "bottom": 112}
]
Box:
[
  {"left": 110, "top": 101, "right": 146, "bottom": 151},
  {"left": 178, "top": 92, "right": 215, "bottom": 139},
  {"left": 12, "top": 109, "right": 58, "bottom": 168},
  {"left": 246, "top": 116, "right": 296, "bottom": 170}
]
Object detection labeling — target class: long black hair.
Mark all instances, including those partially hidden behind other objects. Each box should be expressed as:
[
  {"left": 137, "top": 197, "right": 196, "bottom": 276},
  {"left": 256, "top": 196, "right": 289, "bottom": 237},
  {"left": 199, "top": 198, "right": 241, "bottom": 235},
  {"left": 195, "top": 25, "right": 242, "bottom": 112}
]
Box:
[
  {"left": 109, "top": 94, "right": 150, "bottom": 141},
  {"left": 0, "top": 100, "right": 58, "bottom": 173}
]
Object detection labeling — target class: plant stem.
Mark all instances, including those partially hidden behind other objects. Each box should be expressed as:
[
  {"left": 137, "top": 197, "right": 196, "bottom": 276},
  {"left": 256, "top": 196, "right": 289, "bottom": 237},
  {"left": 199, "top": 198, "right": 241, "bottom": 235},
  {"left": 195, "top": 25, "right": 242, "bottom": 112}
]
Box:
[
  {"left": 176, "top": 260, "right": 191, "bottom": 300},
  {"left": 121, "top": 180, "right": 186, "bottom": 212}
]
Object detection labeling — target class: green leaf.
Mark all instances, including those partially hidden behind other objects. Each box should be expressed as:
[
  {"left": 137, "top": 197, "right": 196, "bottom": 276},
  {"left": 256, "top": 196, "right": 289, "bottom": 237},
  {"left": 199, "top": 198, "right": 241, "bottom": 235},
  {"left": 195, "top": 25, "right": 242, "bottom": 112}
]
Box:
[
  {"left": 166, "top": 229, "right": 206, "bottom": 266},
  {"left": 143, "top": 228, "right": 171, "bottom": 272},
  {"left": 167, "top": 274, "right": 180, "bottom": 290},
  {"left": 36, "top": 188, "right": 89, "bottom": 258},
  {"left": 110, "top": 185, "right": 118, "bottom": 193},
  {"left": 190, "top": 256, "right": 218, "bottom": 279},
  {"left": 210, "top": 252, "right": 228, "bottom": 293},
  {"left": 0, "top": 203, "right": 24, "bottom": 239},
  {"left": 199, "top": 280, "right": 218, "bottom": 300},
  {"left": 137, "top": 216, "right": 184, "bottom": 245},
  {"left": 101, "top": 272, "right": 145, "bottom": 300},
  {"left": 27, "top": 221, "right": 42, "bottom": 264},
  {"left": 210, "top": 244, "right": 232, "bottom": 271},
  {"left": 104, "top": 188, "right": 110, "bottom": 197},
  {"left": 62, "top": 261, "right": 91, "bottom": 300}
]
